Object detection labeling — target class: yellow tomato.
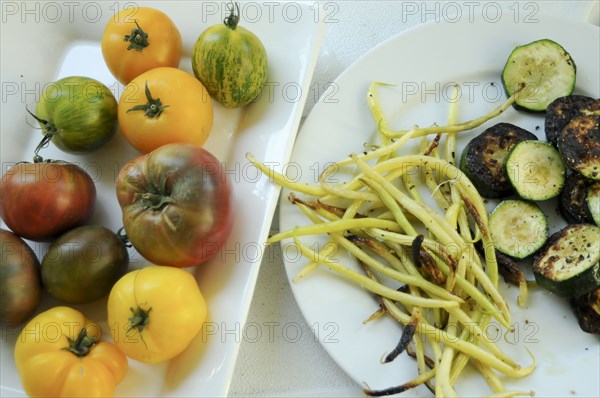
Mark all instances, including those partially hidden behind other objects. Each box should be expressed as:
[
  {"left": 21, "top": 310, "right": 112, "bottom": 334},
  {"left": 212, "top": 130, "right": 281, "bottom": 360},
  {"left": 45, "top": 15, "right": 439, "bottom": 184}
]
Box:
[
  {"left": 14, "top": 306, "right": 128, "bottom": 397},
  {"left": 101, "top": 7, "right": 182, "bottom": 85},
  {"left": 117, "top": 67, "right": 214, "bottom": 154},
  {"left": 107, "top": 266, "right": 208, "bottom": 364}
]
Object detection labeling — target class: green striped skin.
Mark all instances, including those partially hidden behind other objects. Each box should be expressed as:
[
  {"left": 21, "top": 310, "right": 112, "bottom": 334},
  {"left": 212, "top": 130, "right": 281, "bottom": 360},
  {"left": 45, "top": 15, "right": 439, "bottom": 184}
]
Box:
[
  {"left": 36, "top": 76, "right": 118, "bottom": 153},
  {"left": 192, "top": 24, "right": 268, "bottom": 109}
]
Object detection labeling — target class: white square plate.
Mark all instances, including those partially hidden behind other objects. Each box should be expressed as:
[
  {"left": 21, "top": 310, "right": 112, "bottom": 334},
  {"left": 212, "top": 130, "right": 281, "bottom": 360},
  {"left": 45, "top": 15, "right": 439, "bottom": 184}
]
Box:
[{"left": 0, "top": 1, "right": 324, "bottom": 396}]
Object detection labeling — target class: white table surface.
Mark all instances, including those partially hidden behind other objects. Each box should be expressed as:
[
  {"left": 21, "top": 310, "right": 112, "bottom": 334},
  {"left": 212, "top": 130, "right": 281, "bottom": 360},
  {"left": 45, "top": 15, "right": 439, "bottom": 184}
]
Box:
[{"left": 228, "top": 1, "right": 599, "bottom": 397}]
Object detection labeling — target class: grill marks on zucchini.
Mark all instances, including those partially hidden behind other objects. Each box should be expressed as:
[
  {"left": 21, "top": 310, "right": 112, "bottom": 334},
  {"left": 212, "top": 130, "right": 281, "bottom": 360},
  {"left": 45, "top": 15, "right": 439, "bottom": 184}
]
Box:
[
  {"left": 533, "top": 224, "right": 600, "bottom": 298},
  {"left": 506, "top": 140, "right": 566, "bottom": 201},
  {"left": 557, "top": 113, "right": 600, "bottom": 180},
  {"left": 489, "top": 200, "right": 548, "bottom": 259},
  {"left": 545, "top": 95, "right": 599, "bottom": 146},
  {"left": 502, "top": 39, "right": 576, "bottom": 112},
  {"left": 459, "top": 123, "right": 537, "bottom": 198}
]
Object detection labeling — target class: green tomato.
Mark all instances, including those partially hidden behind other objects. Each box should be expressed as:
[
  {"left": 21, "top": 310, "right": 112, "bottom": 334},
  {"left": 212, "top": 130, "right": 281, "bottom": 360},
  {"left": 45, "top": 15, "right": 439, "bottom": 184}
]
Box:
[
  {"left": 191, "top": 2, "right": 268, "bottom": 108},
  {"left": 41, "top": 225, "right": 129, "bottom": 304},
  {"left": 34, "top": 76, "right": 118, "bottom": 154}
]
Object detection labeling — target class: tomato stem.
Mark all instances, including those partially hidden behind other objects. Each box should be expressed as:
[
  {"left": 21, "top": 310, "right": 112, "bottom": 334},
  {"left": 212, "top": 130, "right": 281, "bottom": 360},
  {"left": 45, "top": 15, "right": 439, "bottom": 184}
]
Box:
[
  {"left": 223, "top": 1, "right": 240, "bottom": 30},
  {"left": 123, "top": 19, "right": 150, "bottom": 51},
  {"left": 26, "top": 107, "right": 59, "bottom": 162},
  {"left": 63, "top": 328, "right": 97, "bottom": 357},
  {"left": 127, "top": 82, "right": 168, "bottom": 118}
]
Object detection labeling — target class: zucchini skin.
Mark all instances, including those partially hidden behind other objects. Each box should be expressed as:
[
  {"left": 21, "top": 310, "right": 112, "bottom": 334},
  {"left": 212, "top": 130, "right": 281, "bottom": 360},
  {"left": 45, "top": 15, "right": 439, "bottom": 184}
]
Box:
[
  {"left": 569, "top": 287, "right": 600, "bottom": 334},
  {"left": 459, "top": 123, "right": 537, "bottom": 198},
  {"left": 545, "top": 95, "right": 599, "bottom": 146},
  {"left": 533, "top": 224, "right": 600, "bottom": 298},
  {"left": 559, "top": 173, "right": 595, "bottom": 224},
  {"left": 557, "top": 113, "right": 600, "bottom": 180}
]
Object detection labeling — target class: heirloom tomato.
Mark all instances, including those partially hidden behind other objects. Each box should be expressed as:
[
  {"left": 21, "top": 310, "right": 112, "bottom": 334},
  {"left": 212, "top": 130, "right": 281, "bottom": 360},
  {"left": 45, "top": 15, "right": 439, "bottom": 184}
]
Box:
[
  {"left": 107, "top": 266, "right": 207, "bottom": 364},
  {"left": 0, "top": 229, "right": 42, "bottom": 326},
  {"left": 14, "top": 306, "right": 128, "bottom": 397},
  {"left": 102, "top": 7, "right": 182, "bottom": 85},
  {"left": 118, "top": 67, "right": 214, "bottom": 154},
  {"left": 116, "top": 143, "right": 234, "bottom": 267},
  {"left": 41, "top": 225, "right": 129, "bottom": 304},
  {"left": 0, "top": 161, "right": 96, "bottom": 241},
  {"left": 192, "top": 2, "right": 268, "bottom": 108},
  {"left": 33, "top": 76, "right": 118, "bottom": 155}
]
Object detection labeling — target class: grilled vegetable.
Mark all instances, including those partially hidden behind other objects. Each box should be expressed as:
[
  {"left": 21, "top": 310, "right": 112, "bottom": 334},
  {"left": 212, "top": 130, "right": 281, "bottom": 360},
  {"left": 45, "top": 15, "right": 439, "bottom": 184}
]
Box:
[
  {"left": 502, "top": 39, "right": 576, "bottom": 112},
  {"left": 587, "top": 182, "right": 600, "bottom": 226},
  {"left": 559, "top": 173, "right": 594, "bottom": 224},
  {"left": 569, "top": 287, "right": 600, "bottom": 334},
  {"left": 557, "top": 113, "right": 600, "bottom": 180},
  {"left": 459, "top": 123, "right": 537, "bottom": 198},
  {"left": 533, "top": 223, "right": 600, "bottom": 298},
  {"left": 545, "top": 95, "right": 599, "bottom": 146},
  {"left": 506, "top": 140, "right": 566, "bottom": 200},
  {"left": 489, "top": 200, "right": 548, "bottom": 259}
]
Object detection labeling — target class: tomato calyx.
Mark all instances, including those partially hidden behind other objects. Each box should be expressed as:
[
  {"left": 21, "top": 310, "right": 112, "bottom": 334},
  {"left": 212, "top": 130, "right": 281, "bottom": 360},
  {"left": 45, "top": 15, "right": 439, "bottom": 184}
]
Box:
[
  {"left": 63, "top": 328, "right": 97, "bottom": 357},
  {"left": 134, "top": 192, "right": 174, "bottom": 211},
  {"left": 127, "top": 82, "right": 168, "bottom": 118},
  {"left": 128, "top": 306, "right": 151, "bottom": 346},
  {"left": 123, "top": 20, "right": 150, "bottom": 52},
  {"left": 223, "top": 1, "right": 240, "bottom": 30}
]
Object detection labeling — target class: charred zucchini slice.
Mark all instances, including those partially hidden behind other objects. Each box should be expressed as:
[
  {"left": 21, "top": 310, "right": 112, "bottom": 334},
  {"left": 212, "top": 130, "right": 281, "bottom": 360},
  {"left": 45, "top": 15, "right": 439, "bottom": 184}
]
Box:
[
  {"left": 559, "top": 173, "right": 594, "bottom": 224},
  {"left": 489, "top": 200, "right": 548, "bottom": 259},
  {"left": 533, "top": 224, "right": 600, "bottom": 298},
  {"left": 459, "top": 123, "right": 537, "bottom": 198},
  {"left": 506, "top": 140, "right": 566, "bottom": 200},
  {"left": 545, "top": 95, "right": 599, "bottom": 146},
  {"left": 569, "top": 287, "right": 600, "bottom": 334},
  {"left": 587, "top": 182, "right": 600, "bottom": 226},
  {"left": 502, "top": 39, "right": 576, "bottom": 112},
  {"left": 557, "top": 113, "right": 600, "bottom": 180}
]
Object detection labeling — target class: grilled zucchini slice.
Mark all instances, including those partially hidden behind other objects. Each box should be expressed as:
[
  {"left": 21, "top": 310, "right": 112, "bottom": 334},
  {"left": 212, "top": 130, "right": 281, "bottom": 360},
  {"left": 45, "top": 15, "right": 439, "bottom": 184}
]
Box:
[
  {"left": 489, "top": 200, "right": 548, "bottom": 259},
  {"left": 569, "top": 287, "right": 600, "bottom": 334},
  {"left": 502, "top": 39, "right": 576, "bottom": 112},
  {"left": 557, "top": 113, "right": 600, "bottom": 180},
  {"left": 533, "top": 224, "right": 600, "bottom": 298},
  {"left": 587, "top": 182, "right": 600, "bottom": 226},
  {"left": 545, "top": 95, "right": 599, "bottom": 146},
  {"left": 459, "top": 123, "right": 537, "bottom": 198},
  {"left": 506, "top": 140, "right": 566, "bottom": 200},
  {"left": 559, "top": 173, "right": 594, "bottom": 224}
]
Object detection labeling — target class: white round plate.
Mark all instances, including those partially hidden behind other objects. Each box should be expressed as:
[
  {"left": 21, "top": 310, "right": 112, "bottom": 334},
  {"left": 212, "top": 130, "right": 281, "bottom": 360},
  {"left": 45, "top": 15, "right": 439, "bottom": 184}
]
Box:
[{"left": 280, "top": 15, "right": 600, "bottom": 397}]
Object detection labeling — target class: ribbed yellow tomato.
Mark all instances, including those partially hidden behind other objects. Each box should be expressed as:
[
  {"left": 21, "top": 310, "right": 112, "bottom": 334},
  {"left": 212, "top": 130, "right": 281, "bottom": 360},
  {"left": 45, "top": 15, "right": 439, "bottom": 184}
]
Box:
[
  {"left": 107, "top": 266, "right": 208, "bottom": 364},
  {"left": 117, "top": 67, "right": 214, "bottom": 154},
  {"left": 101, "top": 7, "right": 182, "bottom": 85},
  {"left": 14, "top": 306, "right": 128, "bottom": 397}
]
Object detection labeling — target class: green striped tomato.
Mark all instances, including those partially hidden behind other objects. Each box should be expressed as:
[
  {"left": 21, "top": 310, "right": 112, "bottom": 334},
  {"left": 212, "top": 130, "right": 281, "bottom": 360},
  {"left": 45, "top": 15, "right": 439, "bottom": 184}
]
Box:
[
  {"left": 191, "top": 3, "right": 268, "bottom": 108},
  {"left": 34, "top": 76, "right": 118, "bottom": 154}
]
